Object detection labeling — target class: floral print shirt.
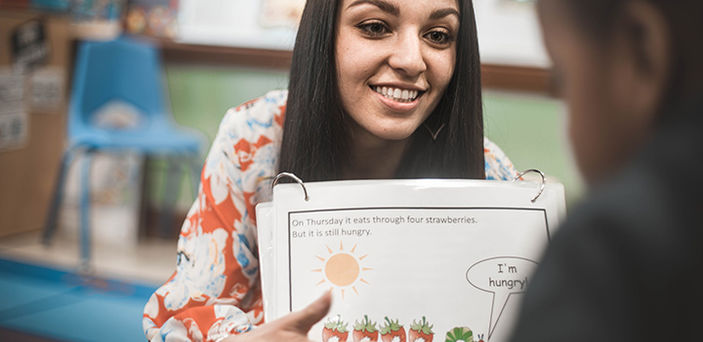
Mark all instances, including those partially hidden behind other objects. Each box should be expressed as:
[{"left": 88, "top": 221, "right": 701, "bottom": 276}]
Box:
[{"left": 143, "top": 90, "right": 519, "bottom": 341}]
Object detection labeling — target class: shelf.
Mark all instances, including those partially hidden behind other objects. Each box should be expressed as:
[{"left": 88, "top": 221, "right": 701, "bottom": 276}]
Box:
[
  {"left": 157, "top": 39, "right": 294, "bottom": 70},
  {"left": 481, "top": 63, "right": 552, "bottom": 94}
]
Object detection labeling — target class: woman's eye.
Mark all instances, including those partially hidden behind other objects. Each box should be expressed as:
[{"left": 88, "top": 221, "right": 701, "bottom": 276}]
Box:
[
  {"left": 425, "top": 30, "right": 452, "bottom": 45},
  {"left": 357, "top": 21, "right": 390, "bottom": 37}
]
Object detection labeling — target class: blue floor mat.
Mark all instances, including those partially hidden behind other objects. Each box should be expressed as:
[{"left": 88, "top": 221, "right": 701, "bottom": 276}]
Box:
[{"left": 0, "top": 258, "right": 157, "bottom": 342}]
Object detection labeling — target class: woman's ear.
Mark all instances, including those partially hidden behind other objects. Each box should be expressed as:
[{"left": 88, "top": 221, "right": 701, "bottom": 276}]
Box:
[{"left": 617, "top": 0, "right": 671, "bottom": 117}]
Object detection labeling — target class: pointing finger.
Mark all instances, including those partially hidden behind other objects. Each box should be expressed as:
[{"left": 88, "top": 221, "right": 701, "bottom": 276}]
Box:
[{"left": 283, "top": 291, "right": 333, "bottom": 333}]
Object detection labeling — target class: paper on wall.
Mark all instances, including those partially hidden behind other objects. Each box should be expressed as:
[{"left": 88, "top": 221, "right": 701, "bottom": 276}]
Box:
[
  {"left": 0, "top": 68, "right": 28, "bottom": 151},
  {"left": 29, "top": 67, "right": 65, "bottom": 112},
  {"left": 259, "top": 0, "right": 306, "bottom": 28}
]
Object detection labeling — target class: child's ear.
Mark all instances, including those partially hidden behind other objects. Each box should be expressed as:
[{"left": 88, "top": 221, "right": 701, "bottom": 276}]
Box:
[{"left": 619, "top": 0, "right": 671, "bottom": 115}]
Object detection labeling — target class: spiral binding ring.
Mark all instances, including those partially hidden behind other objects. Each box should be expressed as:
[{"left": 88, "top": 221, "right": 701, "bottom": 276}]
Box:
[
  {"left": 513, "top": 169, "right": 546, "bottom": 203},
  {"left": 273, "top": 170, "right": 544, "bottom": 203},
  {"left": 272, "top": 172, "right": 309, "bottom": 201}
]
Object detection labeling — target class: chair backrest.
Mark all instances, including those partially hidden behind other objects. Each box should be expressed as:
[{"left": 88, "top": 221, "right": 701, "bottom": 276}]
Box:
[{"left": 69, "top": 36, "right": 166, "bottom": 136}]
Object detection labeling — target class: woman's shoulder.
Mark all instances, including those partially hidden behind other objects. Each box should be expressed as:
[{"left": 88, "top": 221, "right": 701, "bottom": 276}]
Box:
[
  {"left": 218, "top": 89, "right": 288, "bottom": 139},
  {"left": 205, "top": 90, "right": 288, "bottom": 198},
  {"left": 483, "top": 137, "right": 519, "bottom": 180}
]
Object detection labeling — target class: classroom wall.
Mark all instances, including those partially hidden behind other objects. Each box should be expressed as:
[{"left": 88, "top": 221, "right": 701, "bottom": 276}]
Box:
[
  {"left": 483, "top": 91, "right": 584, "bottom": 203},
  {"left": 154, "top": 64, "right": 583, "bottom": 214}
]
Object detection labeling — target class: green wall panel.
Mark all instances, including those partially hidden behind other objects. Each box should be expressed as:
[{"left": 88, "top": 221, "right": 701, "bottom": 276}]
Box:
[
  {"left": 166, "top": 65, "right": 290, "bottom": 143},
  {"left": 483, "top": 91, "right": 584, "bottom": 204}
]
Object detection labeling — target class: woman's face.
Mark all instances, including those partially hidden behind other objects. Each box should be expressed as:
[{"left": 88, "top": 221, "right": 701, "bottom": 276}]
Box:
[{"left": 335, "top": 0, "right": 459, "bottom": 143}]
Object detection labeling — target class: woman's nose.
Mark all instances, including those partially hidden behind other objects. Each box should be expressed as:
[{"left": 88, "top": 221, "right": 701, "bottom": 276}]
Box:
[{"left": 387, "top": 31, "right": 427, "bottom": 77}]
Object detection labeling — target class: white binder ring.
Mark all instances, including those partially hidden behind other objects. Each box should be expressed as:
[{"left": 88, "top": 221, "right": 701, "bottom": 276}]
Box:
[
  {"left": 272, "top": 172, "right": 309, "bottom": 201},
  {"left": 273, "top": 170, "right": 544, "bottom": 203},
  {"left": 513, "top": 169, "right": 546, "bottom": 203}
]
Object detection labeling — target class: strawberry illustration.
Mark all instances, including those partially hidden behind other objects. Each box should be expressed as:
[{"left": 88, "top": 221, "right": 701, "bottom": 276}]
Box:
[
  {"left": 323, "top": 316, "right": 349, "bottom": 342},
  {"left": 408, "top": 316, "right": 434, "bottom": 342},
  {"left": 444, "top": 327, "right": 473, "bottom": 342},
  {"left": 380, "top": 317, "right": 406, "bottom": 342},
  {"left": 353, "top": 315, "right": 379, "bottom": 342}
]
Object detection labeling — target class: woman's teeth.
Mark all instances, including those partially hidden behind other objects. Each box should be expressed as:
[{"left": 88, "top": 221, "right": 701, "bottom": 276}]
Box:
[{"left": 373, "top": 86, "right": 420, "bottom": 102}]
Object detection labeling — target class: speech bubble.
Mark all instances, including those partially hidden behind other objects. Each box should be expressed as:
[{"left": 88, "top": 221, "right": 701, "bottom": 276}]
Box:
[{"left": 466, "top": 256, "right": 538, "bottom": 340}]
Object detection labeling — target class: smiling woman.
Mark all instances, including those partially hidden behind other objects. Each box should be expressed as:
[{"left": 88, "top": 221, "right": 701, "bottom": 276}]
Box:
[
  {"left": 279, "top": 0, "right": 489, "bottom": 181},
  {"left": 335, "top": 0, "right": 458, "bottom": 162},
  {"left": 142, "top": 0, "right": 520, "bottom": 341}
]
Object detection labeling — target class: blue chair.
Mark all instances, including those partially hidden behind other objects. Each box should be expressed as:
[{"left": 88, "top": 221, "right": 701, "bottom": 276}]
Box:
[{"left": 42, "top": 36, "right": 204, "bottom": 270}]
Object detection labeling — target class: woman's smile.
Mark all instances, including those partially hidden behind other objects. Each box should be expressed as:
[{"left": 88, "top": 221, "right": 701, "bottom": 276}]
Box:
[{"left": 370, "top": 84, "right": 426, "bottom": 112}]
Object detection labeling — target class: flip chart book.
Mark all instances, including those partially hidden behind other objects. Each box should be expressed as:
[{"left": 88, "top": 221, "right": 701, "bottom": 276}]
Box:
[{"left": 256, "top": 177, "right": 565, "bottom": 342}]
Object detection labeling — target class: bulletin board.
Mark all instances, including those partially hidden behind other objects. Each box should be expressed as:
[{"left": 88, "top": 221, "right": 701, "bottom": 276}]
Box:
[{"left": 0, "top": 10, "right": 70, "bottom": 236}]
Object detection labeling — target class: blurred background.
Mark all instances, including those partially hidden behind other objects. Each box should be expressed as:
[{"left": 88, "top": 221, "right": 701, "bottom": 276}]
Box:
[{"left": 0, "top": 0, "right": 581, "bottom": 340}]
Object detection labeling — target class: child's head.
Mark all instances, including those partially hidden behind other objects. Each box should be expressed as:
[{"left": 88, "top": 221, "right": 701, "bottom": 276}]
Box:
[
  {"left": 538, "top": 0, "right": 703, "bottom": 184},
  {"left": 280, "top": 0, "right": 485, "bottom": 181}
]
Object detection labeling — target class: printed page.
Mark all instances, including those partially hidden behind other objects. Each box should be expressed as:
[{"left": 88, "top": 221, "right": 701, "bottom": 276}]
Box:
[{"left": 264, "top": 179, "right": 565, "bottom": 342}]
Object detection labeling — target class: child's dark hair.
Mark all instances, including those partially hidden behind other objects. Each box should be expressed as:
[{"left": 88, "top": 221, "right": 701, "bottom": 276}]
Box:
[
  {"left": 278, "top": 0, "right": 486, "bottom": 181},
  {"left": 558, "top": 0, "right": 703, "bottom": 107}
]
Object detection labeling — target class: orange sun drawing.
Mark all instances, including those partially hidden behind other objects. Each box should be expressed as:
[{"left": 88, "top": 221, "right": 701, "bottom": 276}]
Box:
[{"left": 313, "top": 241, "right": 372, "bottom": 299}]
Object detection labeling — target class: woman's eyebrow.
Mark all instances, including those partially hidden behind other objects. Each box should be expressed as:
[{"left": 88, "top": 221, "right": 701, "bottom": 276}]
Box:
[
  {"left": 429, "top": 8, "right": 460, "bottom": 20},
  {"left": 347, "top": 0, "right": 400, "bottom": 17}
]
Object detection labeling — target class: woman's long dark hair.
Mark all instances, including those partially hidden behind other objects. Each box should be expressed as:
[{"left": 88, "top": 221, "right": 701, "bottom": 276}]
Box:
[{"left": 278, "top": 0, "right": 485, "bottom": 181}]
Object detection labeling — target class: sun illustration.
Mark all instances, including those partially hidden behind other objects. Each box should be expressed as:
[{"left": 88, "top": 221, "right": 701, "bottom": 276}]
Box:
[{"left": 313, "top": 241, "right": 372, "bottom": 299}]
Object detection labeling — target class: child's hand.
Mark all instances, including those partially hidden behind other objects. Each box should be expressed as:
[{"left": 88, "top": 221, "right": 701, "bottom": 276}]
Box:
[{"left": 224, "top": 291, "right": 332, "bottom": 342}]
